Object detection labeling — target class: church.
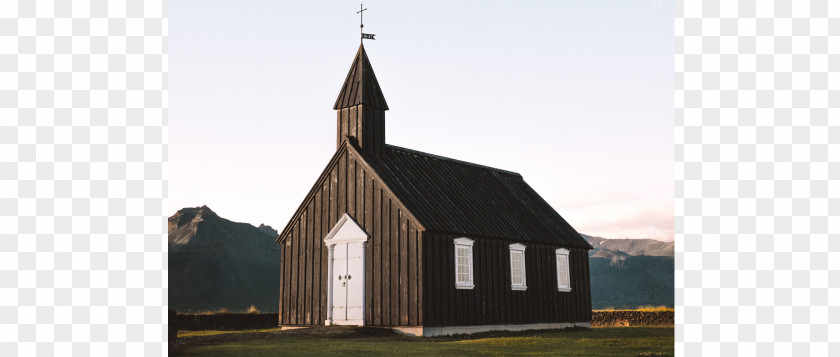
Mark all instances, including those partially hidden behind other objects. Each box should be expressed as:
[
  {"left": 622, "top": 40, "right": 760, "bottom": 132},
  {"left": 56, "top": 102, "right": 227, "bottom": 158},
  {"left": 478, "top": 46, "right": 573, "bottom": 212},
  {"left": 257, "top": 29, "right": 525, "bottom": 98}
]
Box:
[{"left": 275, "top": 43, "right": 593, "bottom": 336}]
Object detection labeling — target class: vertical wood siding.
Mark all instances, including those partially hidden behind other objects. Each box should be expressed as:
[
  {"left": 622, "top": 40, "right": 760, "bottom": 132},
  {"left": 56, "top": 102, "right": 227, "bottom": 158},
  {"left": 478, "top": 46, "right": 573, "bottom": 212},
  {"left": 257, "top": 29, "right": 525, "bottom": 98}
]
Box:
[
  {"left": 422, "top": 232, "right": 591, "bottom": 327},
  {"left": 278, "top": 149, "right": 423, "bottom": 326},
  {"left": 337, "top": 105, "right": 385, "bottom": 156}
]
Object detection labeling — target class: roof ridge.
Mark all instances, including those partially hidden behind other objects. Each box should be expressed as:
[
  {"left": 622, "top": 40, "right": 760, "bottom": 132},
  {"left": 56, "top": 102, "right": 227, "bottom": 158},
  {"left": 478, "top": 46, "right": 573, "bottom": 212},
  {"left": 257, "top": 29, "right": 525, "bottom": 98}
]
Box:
[{"left": 385, "top": 144, "right": 522, "bottom": 177}]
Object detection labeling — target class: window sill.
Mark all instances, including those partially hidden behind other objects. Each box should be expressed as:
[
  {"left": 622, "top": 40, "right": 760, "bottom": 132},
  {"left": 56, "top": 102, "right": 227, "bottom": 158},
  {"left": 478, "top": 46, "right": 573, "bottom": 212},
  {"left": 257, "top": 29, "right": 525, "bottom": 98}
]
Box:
[
  {"left": 456, "top": 284, "right": 474, "bottom": 290},
  {"left": 511, "top": 286, "right": 527, "bottom": 291},
  {"left": 557, "top": 287, "right": 572, "bottom": 292}
]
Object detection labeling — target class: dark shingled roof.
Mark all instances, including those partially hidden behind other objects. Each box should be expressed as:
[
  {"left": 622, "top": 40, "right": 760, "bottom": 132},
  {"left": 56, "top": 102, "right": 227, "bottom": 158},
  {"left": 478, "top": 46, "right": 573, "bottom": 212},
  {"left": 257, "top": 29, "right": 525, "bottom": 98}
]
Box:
[
  {"left": 333, "top": 44, "right": 389, "bottom": 110},
  {"left": 365, "top": 145, "right": 592, "bottom": 249}
]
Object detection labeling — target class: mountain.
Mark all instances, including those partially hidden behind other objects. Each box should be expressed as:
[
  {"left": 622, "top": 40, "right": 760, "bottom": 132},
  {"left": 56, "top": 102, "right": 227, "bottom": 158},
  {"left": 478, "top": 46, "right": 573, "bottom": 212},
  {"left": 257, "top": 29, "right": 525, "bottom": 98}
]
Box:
[
  {"left": 168, "top": 207, "right": 673, "bottom": 312},
  {"left": 584, "top": 234, "right": 674, "bottom": 259},
  {"left": 168, "top": 206, "right": 282, "bottom": 313},
  {"left": 582, "top": 234, "right": 674, "bottom": 309},
  {"left": 257, "top": 224, "right": 279, "bottom": 237}
]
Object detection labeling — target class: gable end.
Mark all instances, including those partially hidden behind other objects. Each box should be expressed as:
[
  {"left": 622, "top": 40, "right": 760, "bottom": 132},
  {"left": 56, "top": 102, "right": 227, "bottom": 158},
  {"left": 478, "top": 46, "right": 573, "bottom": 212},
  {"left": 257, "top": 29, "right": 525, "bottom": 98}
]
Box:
[{"left": 276, "top": 139, "right": 426, "bottom": 244}]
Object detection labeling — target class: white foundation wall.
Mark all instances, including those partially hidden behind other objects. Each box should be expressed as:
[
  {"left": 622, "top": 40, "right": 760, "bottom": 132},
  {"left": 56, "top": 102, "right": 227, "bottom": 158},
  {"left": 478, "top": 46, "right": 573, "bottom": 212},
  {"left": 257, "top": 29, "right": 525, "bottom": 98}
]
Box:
[{"left": 391, "top": 322, "right": 591, "bottom": 337}]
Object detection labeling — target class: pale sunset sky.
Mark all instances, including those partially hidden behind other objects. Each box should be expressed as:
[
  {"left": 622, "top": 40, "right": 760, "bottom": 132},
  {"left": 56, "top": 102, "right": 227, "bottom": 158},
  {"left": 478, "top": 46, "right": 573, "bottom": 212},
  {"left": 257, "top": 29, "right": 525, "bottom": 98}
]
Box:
[{"left": 169, "top": 1, "right": 674, "bottom": 241}]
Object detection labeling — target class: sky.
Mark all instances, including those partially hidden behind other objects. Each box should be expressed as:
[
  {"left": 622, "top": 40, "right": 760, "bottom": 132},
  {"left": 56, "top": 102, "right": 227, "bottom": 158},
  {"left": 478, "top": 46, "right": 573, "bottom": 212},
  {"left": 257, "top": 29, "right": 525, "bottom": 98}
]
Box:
[{"left": 169, "top": 1, "right": 674, "bottom": 241}]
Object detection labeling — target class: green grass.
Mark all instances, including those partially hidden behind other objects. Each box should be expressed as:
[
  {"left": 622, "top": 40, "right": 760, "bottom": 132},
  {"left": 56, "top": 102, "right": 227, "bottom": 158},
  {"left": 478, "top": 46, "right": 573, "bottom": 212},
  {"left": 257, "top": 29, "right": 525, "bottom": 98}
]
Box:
[{"left": 175, "top": 327, "right": 673, "bottom": 356}]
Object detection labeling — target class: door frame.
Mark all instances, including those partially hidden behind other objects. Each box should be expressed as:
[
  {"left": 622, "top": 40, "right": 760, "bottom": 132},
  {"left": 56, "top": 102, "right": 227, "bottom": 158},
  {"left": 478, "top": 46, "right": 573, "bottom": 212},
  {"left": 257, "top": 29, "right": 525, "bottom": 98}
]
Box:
[{"left": 323, "top": 213, "right": 368, "bottom": 326}]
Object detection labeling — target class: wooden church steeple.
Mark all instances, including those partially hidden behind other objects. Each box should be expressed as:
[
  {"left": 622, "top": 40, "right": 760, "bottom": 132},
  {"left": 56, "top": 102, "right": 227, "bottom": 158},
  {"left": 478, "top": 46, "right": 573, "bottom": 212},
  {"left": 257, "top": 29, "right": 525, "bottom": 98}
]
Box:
[{"left": 334, "top": 44, "right": 388, "bottom": 156}]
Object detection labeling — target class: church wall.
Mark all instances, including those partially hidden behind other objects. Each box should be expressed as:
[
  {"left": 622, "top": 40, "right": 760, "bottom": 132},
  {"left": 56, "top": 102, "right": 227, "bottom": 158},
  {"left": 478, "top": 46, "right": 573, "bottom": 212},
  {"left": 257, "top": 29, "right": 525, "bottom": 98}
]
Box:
[
  {"left": 278, "top": 148, "right": 424, "bottom": 326},
  {"left": 422, "top": 232, "right": 592, "bottom": 327}
]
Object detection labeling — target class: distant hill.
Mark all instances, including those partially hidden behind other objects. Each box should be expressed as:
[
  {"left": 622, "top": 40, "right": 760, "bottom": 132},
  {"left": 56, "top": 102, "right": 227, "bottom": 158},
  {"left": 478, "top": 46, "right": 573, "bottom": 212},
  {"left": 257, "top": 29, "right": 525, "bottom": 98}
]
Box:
[
  {"left": 582, "top": 234, "right": 674, "bottom": 309},
  {"left": 584, "top": 234, "right": 674, "bottom": 259},
  {"left": 168, "top": 208, "right": 673, "bottom": 312},
  {"left": 168, "top": 206, "right": 281, "bottom": 313}
]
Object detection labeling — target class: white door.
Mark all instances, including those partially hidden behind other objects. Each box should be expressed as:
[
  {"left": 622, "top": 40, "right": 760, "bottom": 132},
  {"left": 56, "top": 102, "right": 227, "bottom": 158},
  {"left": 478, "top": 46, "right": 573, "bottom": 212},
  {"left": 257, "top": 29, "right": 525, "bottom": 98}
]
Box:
[
  {"left": 331, "top": 242, "right": 365, "bottom": 325},
  {"left": 330, "top": 243, "right": 348, "bottom": 322},
  {"left": 345, "top": 243, "right": 365, "bottom": 321},
  {"left": 323, "top": 213, "right": 368, "bottom": 326}
]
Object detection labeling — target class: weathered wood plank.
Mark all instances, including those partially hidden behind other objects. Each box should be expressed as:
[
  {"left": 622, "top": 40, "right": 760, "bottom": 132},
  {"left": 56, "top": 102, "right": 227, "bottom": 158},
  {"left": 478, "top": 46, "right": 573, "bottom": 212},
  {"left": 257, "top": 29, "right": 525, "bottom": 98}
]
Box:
[
  {"left": 347, "top": 154, "right": 355, "bottom": 218},
  {"left": 289, "top": 223, "right": 299, "bottom": 324},
  {"left": 430, "top": 233, "right": 441, "bottom": 326},
  {"left": 302, "top": 209, "right": 311, "bottom": 324},
  {"left": 356, "top": 158, "right": 364, "bottom": 225},
  {"left": 298, "top": 219, "right": 307, "bottom": 324},
  {"left": 338, "top": 152, "right": 346, "bottom": 220},
  {"left": 399, "top": 215, "right": 409, "bottom": 325},
  {"left": 486, "top": 238, "right": 495, "bottom": 325},
  {"left": 422, "top": 233, "right": 432, "bottom": 326},
  {"left": 372, "top": 183, "right": 382, "bottom": 325},
  {"left": 329, "top": 169, "right": 337, "bottom": 229},
  {"left": 381, "top": 190, "right": 390, "bottom": 325},
  {"left": 408, "top": 224, "right": 417, "bottom": 325},
  {"left": 416, "top": 229, "right": 423, "bottom": 326},
  {"left": 312, "top": 190, "right": 321, "bottom": 323},
  {"left": 321, "top": 180, "right": 330, "bottom": 323},
  {"left": 340, "top": 109, "right": 349, "bottom": 145},
  {"left": 336, "top": 112, "right": 341, "bottom": 148},
  {"left": 525, "top": 244, "right": 544, "bottom": 321},
  {"left": 348, "top": 106, "right": 357, "bottom": 141},
  {"left": 364, "top": 172, "right": 372, "bottom": 234},
  {"left": 478, "top": 238, "right": 487, "bottom": 325},
  {"left": 378, "top": 109, "right": 385, "bottom": 155},
  {"left": 279, "top": 234, "right": 287, "bottom": 324},
  {"left": 389, "top": 203, "right": 399, "bottom": 326},
  {"left": 535, "top": 246, "right": 544, "bottom": 322},
  {"left": 362, "top": 171, "right": 372, "bottom": 325},
  {"left": 447, "top": 234, "right": 455, "bottom": 325},
  {"left": 503, "top": 240, "right": 511, "bottom": 324}
]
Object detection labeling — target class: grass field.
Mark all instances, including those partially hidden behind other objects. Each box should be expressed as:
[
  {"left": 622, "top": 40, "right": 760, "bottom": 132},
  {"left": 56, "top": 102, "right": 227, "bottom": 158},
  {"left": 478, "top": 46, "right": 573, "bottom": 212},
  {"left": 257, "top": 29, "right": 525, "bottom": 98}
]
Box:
[{"left": 175, "top": 326, "right": 674, "bottom": 356}]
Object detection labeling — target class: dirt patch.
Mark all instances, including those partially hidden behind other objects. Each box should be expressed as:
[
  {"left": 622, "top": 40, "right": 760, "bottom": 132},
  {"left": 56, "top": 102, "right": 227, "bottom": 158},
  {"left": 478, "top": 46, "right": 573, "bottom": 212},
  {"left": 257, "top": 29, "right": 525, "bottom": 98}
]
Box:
[{"left": 592, "top": 311, "right": 673, "bottom": 327}]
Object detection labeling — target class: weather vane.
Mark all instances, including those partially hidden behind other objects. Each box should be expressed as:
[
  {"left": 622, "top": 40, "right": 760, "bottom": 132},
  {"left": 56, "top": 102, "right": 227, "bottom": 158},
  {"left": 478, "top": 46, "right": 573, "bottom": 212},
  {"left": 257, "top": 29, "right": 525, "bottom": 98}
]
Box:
[{"left": 358, "top": 4, "right": 375, "bottom": 41}]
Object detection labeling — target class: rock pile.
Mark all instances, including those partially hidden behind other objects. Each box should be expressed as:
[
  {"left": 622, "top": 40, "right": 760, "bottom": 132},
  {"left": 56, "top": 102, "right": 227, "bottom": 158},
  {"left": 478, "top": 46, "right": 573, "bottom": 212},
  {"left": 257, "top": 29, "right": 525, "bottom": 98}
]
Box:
[{"left": 592, "top": 310, "right": 674, "bottom": 327}]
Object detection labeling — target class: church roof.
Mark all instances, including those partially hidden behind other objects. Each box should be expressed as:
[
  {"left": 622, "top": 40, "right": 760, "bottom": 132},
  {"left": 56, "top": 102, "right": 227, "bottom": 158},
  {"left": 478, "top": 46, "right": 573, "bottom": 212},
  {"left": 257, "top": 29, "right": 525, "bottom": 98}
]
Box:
[
  {"left": 333, "top": 44, "right": 389, "bottom": 110},
  {"left": 366, "top": 145, "right": 593, "bottom": 249}
]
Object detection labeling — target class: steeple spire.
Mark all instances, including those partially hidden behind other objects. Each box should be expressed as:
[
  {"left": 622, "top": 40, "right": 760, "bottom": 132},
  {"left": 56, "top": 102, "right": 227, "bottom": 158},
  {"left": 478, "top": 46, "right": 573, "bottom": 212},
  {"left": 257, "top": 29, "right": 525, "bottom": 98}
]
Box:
[
  {"left": 334, "top": 44, "right": 388, "bottom": 110},
  {"left": 334, "top": 44, "right": 388, "bottom": 156}
]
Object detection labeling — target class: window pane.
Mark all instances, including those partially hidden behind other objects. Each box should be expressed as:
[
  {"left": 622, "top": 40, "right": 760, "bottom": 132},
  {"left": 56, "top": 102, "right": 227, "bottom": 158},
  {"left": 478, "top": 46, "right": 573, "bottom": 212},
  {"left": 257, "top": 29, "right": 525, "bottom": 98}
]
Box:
[
  {"left": 557, "top": 254, "right": 569, "bottom": 287},
  {"left": 511, "top": 251, "right": 525, "bottom": 287},
  {"left": 455, "top": 244, "right": 472, "bottom": 285}
]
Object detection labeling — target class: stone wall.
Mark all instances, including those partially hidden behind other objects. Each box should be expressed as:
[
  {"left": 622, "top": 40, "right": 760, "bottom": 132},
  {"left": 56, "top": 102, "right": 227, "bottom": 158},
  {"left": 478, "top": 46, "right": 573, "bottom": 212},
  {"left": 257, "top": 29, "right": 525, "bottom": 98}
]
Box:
[{"left": 591, "top": 311, "right": 674, "bottom": 327}]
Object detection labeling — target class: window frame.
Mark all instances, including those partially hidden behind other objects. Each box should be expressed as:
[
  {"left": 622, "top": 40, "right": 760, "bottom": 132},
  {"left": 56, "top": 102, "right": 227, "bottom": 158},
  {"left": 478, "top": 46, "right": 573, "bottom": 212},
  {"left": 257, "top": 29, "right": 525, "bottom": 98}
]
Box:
[
  {"left": 454, "top": 237, "right": 475, "bottom": 289},
  {"left": 509, "top": 243, "right": 527, "bottom": 291},
  {"left": 555, "top": 248, "right": 572, "bottom": 292}
]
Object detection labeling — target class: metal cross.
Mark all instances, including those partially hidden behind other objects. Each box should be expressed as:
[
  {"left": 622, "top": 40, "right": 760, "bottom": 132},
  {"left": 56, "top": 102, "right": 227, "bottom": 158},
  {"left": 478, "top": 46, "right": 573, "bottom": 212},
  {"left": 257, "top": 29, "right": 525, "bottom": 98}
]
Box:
[{"left": 357, "top": 4, "right": 367, "bottom": 38}]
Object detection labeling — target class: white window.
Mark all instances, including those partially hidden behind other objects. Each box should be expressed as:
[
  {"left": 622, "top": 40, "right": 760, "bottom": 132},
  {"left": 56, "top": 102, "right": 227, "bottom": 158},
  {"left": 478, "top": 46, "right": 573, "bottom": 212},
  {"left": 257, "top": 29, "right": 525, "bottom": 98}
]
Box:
[
  {"left": 556, "top": 248, "right": 571, "bottom": 292},
  {"left": 509, "top": 243, "right": 527, "bottom": 291},
  {"left": 454, "top": 238, "right": 474, "bottom": 289}
]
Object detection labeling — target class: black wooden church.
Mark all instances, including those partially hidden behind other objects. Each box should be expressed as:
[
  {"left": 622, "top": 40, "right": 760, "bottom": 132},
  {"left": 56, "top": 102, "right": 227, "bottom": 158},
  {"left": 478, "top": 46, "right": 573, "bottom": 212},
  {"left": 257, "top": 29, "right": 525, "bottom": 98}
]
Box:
[{"left": 275, "top": 44, "right": 593, "bottom": 336}]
